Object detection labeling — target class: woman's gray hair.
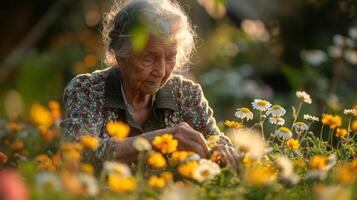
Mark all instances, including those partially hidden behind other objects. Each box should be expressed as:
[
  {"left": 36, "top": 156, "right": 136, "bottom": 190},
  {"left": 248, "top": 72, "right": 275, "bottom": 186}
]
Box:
[{"left": 102, "top": 0, "right": 196, "bottom": 70}]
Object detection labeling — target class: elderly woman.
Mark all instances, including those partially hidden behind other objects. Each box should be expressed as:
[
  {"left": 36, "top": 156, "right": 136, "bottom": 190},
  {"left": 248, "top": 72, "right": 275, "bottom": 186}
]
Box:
[{"left": 61, "top": 0, "right": 238, "bottom": 170}]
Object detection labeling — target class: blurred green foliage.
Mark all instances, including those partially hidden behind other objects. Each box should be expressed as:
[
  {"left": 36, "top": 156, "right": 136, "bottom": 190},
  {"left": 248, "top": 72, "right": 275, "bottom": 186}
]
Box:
[{"left": 0, "top": 0, "right": 356, "bottom": 122}]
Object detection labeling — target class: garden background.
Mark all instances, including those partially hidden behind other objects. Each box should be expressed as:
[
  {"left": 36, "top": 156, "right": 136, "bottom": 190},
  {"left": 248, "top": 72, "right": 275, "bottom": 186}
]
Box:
[
  {"left": 0, "top": 0, "right": 357, "bottom": 199},
  {"left": 1, "top": 0, "right": 356, "bottom": 121}
]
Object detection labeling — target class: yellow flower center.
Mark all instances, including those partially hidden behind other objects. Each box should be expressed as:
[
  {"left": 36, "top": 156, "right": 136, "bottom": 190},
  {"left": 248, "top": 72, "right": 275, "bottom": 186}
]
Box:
[
  {"left": 257, "top": 101, "right": 267, "bottom": 106},
  {"left": 241, "top": 107, "right": 251, "bottom": 113},
  {"left": 279, "top": 127, "right": 291, "bottom": 133},
  {"left": 271, "top": 105, "right": 281, "bottom": 110}
]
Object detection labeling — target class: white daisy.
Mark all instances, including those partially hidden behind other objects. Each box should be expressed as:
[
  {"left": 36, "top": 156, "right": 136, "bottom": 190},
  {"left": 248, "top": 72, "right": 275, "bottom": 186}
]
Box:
[
  {"left": 78, "top": 174, "right": 99, "bottom": 197},
  {"left": 333, "top": 34, "right": 345, "bottom": 46},
  {"left": 251, "top": 99, "right": 271, "bottom": 112},
  {"left": 159, "top": 182, "right": 196, "bottom": 200},
  {"left": 235, "top": 107, "right": 253, "bottom": 120},
  {"left": 275, "top": 156, "right": 300, "bottom": 185},
  {"left": 305, "top": 154, "right": 337, "bottom": 181},
  {"left": 103, "top": 161, "right": 131, "bottom": 177},
  {"left": 227, "top": 128, "right": 266, "bottom": 160},
  {"left": 344, "top": 49, "right": 357, "bottom": 65},
  {"left": 192, "top": 159, "right": 221, "bottom": 182},
  {"left": 344, "top": 109, "right": 357, "bottom": 116},
  {"left": 133, "top": 137, "right": 152, "bottom": 151},
  {"left": 183, "top": 153, "right": 201, "bottom": 162},
  {"left": 300, "top": 49, "right": 327, "bottom": 66},
  {"left": 266, "top": 105, "right": 286, "bottom": 116},
  {"left": 303, "top": 114, "right": 319, "bottom": 122},
  {"left": 327, "top": 46, "right": 342, "bottom": 58},
  {"left": 349, "top": 27, "right": 357, "bottom": 39},
  {"left": 296, "top": 91, "right": 312, "bottom": 104},
  {"left": 293, "top": 122, "right": 309, "bottom": 134},
  {"left": 269, "top": 116, "right": 285, "bottom": 126},
  {"left": 275, "top": 127, "right": 293, "bottom": 140},
  {"left": 36, "top": 173, "right": 62, "bottom": 190}
]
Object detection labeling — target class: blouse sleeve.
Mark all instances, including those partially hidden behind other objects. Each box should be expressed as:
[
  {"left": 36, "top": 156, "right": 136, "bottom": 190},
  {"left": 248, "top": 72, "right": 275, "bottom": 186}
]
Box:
[
  {"left": 60, "top": 75, "right": 120, "bottom": 169},
  {"left": 180, "top": 81, "right": 232, "bottom": 146}
]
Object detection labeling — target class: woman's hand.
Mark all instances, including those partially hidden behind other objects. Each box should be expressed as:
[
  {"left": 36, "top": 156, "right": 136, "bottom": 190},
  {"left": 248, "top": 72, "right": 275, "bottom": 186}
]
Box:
[
  {"left": 211, "top": 144, "right": 239, "bottom": 171},
  {"left": 171, "top": 122, "right": 211, "bottom": 159}
]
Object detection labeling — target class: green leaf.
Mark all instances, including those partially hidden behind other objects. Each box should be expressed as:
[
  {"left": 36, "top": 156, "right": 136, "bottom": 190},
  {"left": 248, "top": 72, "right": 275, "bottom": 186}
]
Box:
[{"left": 130, "top": 22, "right": 149, "bottom": 53}]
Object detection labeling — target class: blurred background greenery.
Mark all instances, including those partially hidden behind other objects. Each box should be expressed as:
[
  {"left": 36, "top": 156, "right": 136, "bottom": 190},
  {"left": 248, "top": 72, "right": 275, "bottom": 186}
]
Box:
[{"left": 0, "top": 0, "right": 356, "bottom": 123}]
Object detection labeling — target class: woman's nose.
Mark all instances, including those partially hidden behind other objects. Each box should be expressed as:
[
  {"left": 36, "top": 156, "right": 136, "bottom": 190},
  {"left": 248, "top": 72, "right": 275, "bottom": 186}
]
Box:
[{"left": 153, "top": 58, "right": 166, "bottom": 78}]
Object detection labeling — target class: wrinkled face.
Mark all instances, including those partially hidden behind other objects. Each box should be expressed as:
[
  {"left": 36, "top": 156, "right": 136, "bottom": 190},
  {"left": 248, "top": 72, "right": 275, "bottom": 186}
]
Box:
[{"left": 116, "top": 36, "right": 177, "bottom": 95}]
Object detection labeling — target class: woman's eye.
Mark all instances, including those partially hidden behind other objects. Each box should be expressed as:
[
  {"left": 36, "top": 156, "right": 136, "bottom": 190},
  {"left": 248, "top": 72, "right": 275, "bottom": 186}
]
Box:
[
  {"left": 143, "top": 56, "right": 155, "bottom": 63},
  {"left": 166, "top": 56, "right": 176, "bottom": 63}
]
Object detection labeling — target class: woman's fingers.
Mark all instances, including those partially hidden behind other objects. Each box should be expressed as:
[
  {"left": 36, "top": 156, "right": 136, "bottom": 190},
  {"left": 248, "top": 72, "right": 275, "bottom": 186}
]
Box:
[
  {"left": 176, "top": 134, "right": 208, "bottom": 158},
  {"left": 174, "top": 123, "right": 210, "bottom": 158}
]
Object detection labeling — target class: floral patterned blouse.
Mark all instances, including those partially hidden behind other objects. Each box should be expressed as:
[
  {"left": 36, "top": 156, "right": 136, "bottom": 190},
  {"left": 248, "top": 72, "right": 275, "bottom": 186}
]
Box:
[{"left": 60, "top": 67, "right": 231, "bottom": 168}]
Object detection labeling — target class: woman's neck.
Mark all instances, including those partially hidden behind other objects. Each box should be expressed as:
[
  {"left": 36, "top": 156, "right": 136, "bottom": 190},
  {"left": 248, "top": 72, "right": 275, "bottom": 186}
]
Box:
[{"left": 122, "top": 82, "right": 151, "bottom": 111}]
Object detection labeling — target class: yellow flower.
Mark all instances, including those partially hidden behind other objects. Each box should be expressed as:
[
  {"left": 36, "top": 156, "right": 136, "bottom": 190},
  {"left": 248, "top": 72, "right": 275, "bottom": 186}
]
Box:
[
  {"left": 287, "top": 139, "right": 300, "bottom": 149},
  {"left": 103, "top": 161, "right": 131, "bottom": 177},
  {"left": 8, "top": 122, "right": 21, "bottom": 132},
  {"left": 207, "top": 135, "right": 221, "bottom": 148},
  {"left": 148, "top": 175, "right": 166, "bottom": 189},
  {"left": 336, "top": 165, "right": 355, "bottom": 185},
  {"left": 335, "top": 128, "right": 348, "bottom": 138},
  {"left": 210, "top": 150, "right": 222, "bottom": 165},
  {"left": 171, "top": 151, "right": 193, "bottom": 163},
  {"left": 41, "top": 129, "right": 59, "bottom": 144},
  {"left": 61, "top": 142, "right": 83, "bottom": 161},
  {"left": 224, "top": 120, "right": 243, "bottom": 128},
  {"left": 243, "top": 154, "right": 255, "bottom": 165},
  {"left": 35, "top": 154, "right": 56, "bottom": 172},
  {"left": 106, "top": 121, "right": 130, "bottom": 140},
  {"left": 245, "top": 163, "right": 277, "bottom": 187},
  {"left": 148, "top": 152, "right": 167, "bottom": 169},
  {"left": 0, "top": 152, "right": 8, "bottom": 164},
  {"left": 30, "top": 103, "right": 54, "bottom": 131},
  {"left": 60, "top": 171, "right": 84, "bottom": 195},
  {"left": 10, "top": 141, "right": 24, "bottom": 151},
  {"left": 160, "top": 171, "right": 173, "bottom": 182},
  {"left": 48, "top": 101, "right": 61, "bottom": 121},
  {"left": 80, "top": 135, "right": 99, "bottom": 150},
  {"left": 80, "top": 163, "right": 94, "bottom": 175},
  {"left": 351, "top": 157, "right": 357, "bottom": 173},
  {"left": 351, "top": 120, "right": 357, "bottom": 132},
  {"left": 321, "top": 114, "right": 342, "bottom": 129},
  {"left": 108, "top": 175, "right": 136, "bottom": 192},
  {"left": 178, "top": 160, "right": 198, "bottom": 178},
  {"left": 152, "top": 134, "right": 178, "bottom": 154},
  {"left": 293, "top": 159, "right": 305, "bottom": 169},
  {"left": 309, "top": 155, "right": 327, "bottom": 170}
]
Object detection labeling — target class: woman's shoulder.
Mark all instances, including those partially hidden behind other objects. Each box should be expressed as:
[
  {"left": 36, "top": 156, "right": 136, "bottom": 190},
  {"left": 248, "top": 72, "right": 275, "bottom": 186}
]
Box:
[
  {"left": 166, "top": 74, "right": 204, "bottom": 97},
  {"left": 64, "top": 67, "right": 114, "bottom": 93}
]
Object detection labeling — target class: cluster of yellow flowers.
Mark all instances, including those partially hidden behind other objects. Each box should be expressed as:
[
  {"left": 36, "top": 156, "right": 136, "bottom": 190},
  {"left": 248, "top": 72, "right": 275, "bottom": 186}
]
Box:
[
  {"left": 106, "top": 121, "right": 130, "bottom": 140},
  {"left": 322, "top": 114, "right": 342, "bottom": 129}
]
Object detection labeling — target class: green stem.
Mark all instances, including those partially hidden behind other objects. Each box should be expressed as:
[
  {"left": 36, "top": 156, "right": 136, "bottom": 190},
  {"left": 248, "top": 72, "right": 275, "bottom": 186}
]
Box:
[
  {"left": 319, "top": 124, "right": 325, "bottom": 142},
  {"left": 346, "top": 116, "right": 352, "bottom": 141},
  {"left": 291, "top": 102, "right": 303, "bottom": 130},
  {"left": 259, "top": 111, "right": 265, "bottom": 141},
  {"left": 328, "top": 128, "right": 335, "bottom": 149}
]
